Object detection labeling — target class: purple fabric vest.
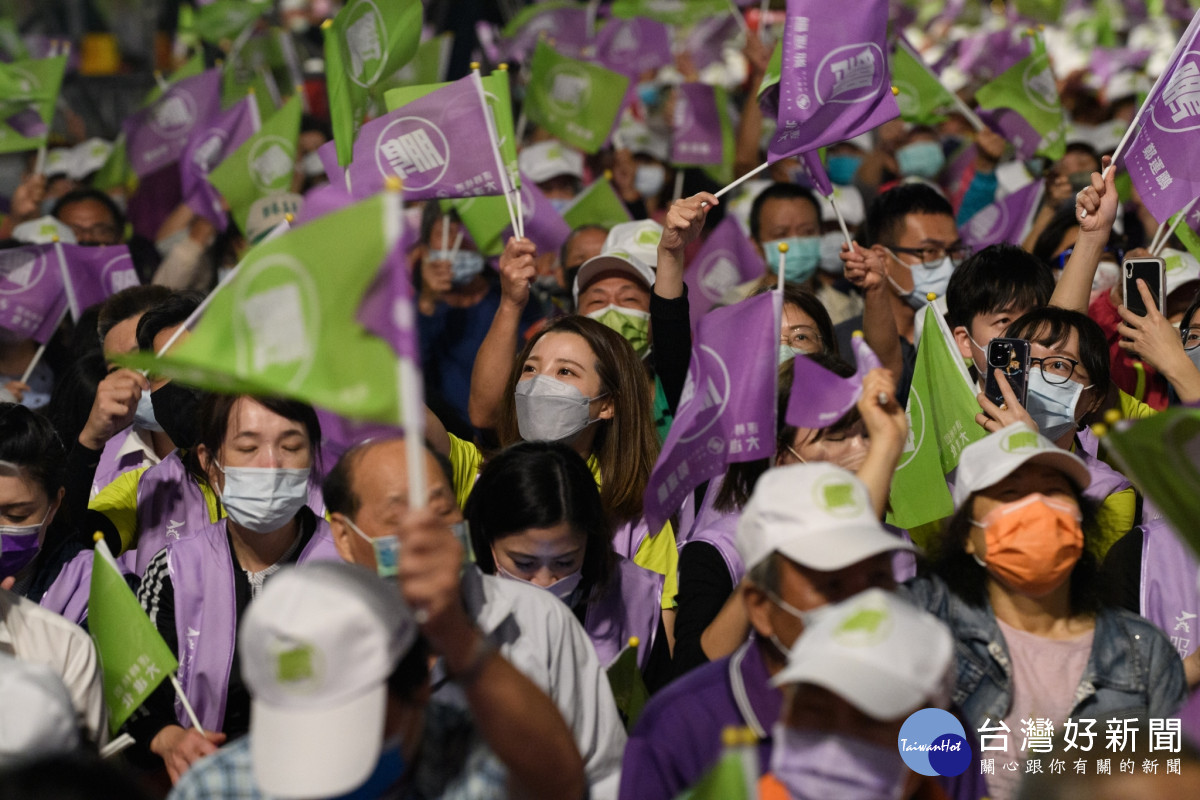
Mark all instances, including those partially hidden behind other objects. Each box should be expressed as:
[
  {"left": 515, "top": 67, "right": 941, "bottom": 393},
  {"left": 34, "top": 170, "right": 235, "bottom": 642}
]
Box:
[
  {"left": 170, "top": 517, "right": 339, "bottom": 730},
  {"left": 612, "top": 518, "right": 653, "bottom": 562},
  {"left": 1075, "top": 428, "right": 1133, "bottom": 504},
  {"left": 584, "top": 557, "right": 663, "bottom": 669},
  {"left": 690, "top": 511, "right": 744, "bottom": 587},
  {"left": 1138, "top": 503, "right": 1200, "bottom": 740},
  {"left": 39, "top": 547, "right": 137, "bottom": 625},
  {"left": 92, "top": 429, "right": 154, "bottom": 497},
  {"left": 132, "top": 452, "right": 214, "bottom": 576}
]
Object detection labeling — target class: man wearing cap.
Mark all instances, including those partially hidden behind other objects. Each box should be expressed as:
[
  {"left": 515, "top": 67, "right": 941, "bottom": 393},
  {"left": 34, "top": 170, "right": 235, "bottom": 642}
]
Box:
[
  {"left": 618, "top": 464, "right": 915, "bottom": 800},
  {"left": 321, "top": 436, "right": 626, "bottom": 800},
  {"left": 170, "top": 560, "right": 586, "bottom": 800},
  {"left": 519, "top": 140, "right": 585, "bottom": 207},
  {"left": 760, "top": 588, "right": 957, "bottom": 799}
]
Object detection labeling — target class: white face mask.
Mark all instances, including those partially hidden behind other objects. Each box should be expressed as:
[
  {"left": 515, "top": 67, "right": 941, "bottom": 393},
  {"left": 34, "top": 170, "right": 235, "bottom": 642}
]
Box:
[
  {"left": 215, "top": 461, "right": 310, "bottom": 534},
  {"left": 886, "top": 251, "right": 956, "bottom": 308},
  {"left": 634, "top": 163, "right": 666, "bottom": 198},
  {"left": 1025, "top": 370, "right": 1087, "bottom": 441},
  {"left": 513, "top": 376, "right": 606, "bottom": 443},
  {"left": 495, "top": 562, "right": 584, "bottom": 602},
  {"left": 134, "top": 389, "right": 164, "bottom": 433},
  {"left": 818, "top": 232, "right": 846, "bottom": 275}
]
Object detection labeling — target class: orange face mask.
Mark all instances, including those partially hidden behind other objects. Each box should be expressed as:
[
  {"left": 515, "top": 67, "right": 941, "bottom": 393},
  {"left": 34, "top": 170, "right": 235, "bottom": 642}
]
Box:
[{"left": 971, "top": 493, "right": 1084, "bottom": 597}]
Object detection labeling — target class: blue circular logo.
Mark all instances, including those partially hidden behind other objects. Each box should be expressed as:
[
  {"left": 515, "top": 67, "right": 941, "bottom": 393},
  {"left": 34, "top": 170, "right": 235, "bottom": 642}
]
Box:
[{"left": 898, "top": 708, "right": 972, "bottom": 776}]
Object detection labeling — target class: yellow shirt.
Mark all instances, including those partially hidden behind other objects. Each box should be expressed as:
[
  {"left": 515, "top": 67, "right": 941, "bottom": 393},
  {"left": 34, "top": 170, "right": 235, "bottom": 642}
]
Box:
[
  {"left": 89, "top": 465, "right": 222, "bottom": 554},
  {"left": 448, "top": 433, "right": 679, "bottom": 608}
]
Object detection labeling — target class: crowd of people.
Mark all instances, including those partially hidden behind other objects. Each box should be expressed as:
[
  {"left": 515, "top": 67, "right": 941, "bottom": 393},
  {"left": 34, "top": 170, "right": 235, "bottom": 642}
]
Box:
[{"left": 6, "top": 1, "right": 1200, "bottom": 799}]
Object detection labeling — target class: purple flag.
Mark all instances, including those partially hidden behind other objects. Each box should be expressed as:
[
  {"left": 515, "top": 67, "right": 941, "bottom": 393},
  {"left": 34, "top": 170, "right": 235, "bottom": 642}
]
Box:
[
  {"left": 358, "top": 217, "right": 419, "bottom": 363},
  {"left": 681, "top": 15, "right": 743, "bottom": 72},
  {"left": 5, "top": 107, "right": 45, "bottom": 139},
  {"left": 293, "top": 181, "right": 356, "bottom": 228},
  {"left": 1115, "top": 12, "right": 1200, "bottom": 223},
  {"left": 593, "top": 17, "right": 671, "bottom": 78},
  {"left": 502, "top": 6, "right": 590, "bottom": 62},
  {"left": 960, "top": 180, "right": 1044, "bottom": 251},
  {"left": 180, "top": 95, "right": 260, "bottom": 229},
  {"left": 956, "top": 29, "right": 1032, "bottom": 84},
  {"left": 1091, "top": 47, "right": 1152, "bottom": 86},
  {"left": 786, "top": 334, "right": 880, "bottom": 428},
  {"left": 671, "top": 83, "right": 727, "bottom": 167},
  {"left": 977, "top": 108, "right": 1043, "bottom": 161},
  {"left": 512, "top": 173, "right": 571, "bottom": 255},
  {"left": 787, "top": 150, "right": 833, "bottom": 196},
  {"left": 643, "top": 291, "right": 782, "bottom": 534},
  {"left": 0, "top": 244, "right": 66, "bottom": 343},
  {"left": 764, "top": 0, "right": 900, "bottom": 163},
  {"left": 683, "top": 217, "right": 765, "bottom": 329},
  {"left": 317, "top": 138, "right": 347, "bottom": 189},
  {"left": 316, "top": 408, "right": 403, "bottom": 470},
  {"left": 57, "top": 243, "right": 140, "bottom": 318},
  {"left": 123, "top": 70, "right": 223, "bottom": 178},
  {"left": 347, "top": 73, "right": 507, "bottom": 202}
]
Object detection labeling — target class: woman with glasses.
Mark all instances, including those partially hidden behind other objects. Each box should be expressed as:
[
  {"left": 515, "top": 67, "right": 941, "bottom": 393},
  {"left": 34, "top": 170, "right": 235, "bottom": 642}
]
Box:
[{"left": 975, "top": 307, "right": 1140, "bottom": 556}]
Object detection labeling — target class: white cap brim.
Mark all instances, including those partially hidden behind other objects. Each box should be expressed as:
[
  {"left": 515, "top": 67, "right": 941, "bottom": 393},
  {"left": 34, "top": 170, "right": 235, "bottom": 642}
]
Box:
[
  {"left": 773, "top": 525, "right": 916, "bottom": 572},
  {"left": 952, "top": 450, "right": 1091, "bottom": 507},
  {"left": 573, "top": 254, "right": 654, "bottom": 302},
  {"left": 251, "top": 683, "right": 386, "bottom": 798},
  {"left": 771, "top": 653, "right": 927, "bottom": 721}
]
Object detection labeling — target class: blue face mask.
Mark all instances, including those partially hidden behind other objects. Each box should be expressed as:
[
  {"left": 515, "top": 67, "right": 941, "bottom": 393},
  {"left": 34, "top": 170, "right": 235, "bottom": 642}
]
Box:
[
  {"left": 1025, "top": 369, "right": 1087, "bottom": 442},
  {"left": 429, "top": 249, "right": 486, "bottom": 286},
  {"left": 637, "top": 82, "right": 663, "bottom": 108},
  {"left": 896, "top": 141, "right": 945, "bottom": 179},
  {"left": 549, "top": 197, "right": 571, "bottom": 213},
  {"left": 764, "top": 236, "right": 821, "bottom": 283},
  {"left": 826, "top": 154, "right": 863, "bottom": 186},
  {"left": 887, "top": 252, "right": 956, "bottom": 309}
]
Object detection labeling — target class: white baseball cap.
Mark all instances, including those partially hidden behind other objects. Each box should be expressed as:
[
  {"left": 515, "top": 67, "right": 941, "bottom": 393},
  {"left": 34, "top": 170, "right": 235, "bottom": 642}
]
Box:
[
  {"left": 240, "top": 561, "right": 419, "bottom": 799},
  {"left": 1162, "top": 247, "right": 1200, "bottom": 297},
  {"left": 614, "top": 119, "right": 670, "bottom": 163},
  {"left": 771, "top": 588, "right": 954, "bottom": 721},
  {"left": 952, "top": 422, "right": 1091, "bottom": 508},
  {"left": 573, "top": 219, "right": 662, "bottom": 303},
  {"left": 519, "top": 140, "right": 584, "bottom": 185},
  {"left": 736, "top": 463, "right": 916, "bottom": 574},
  {"left": 0, "top": 653, "right": 81, "bottom": 766},
  {"left": 11, "top": 215, "right": 76, "bottom": 245}
]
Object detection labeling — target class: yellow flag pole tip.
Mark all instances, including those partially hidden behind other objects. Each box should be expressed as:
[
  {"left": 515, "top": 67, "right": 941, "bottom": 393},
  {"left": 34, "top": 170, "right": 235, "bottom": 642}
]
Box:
[
  {"left": 926, "top": 292, "right": 938, "bottom": 301},
  {"left": 384, "top": 176, "right": 403, "bottom": 191},
  {"left": 721, "top": 728, "right": 740, "bottom": 747},
  {"left": 50, "top": 235, "right": 59, "bottom": 243},
  {"left": 1090, "top": 422, "right": 1108, "bottom": 438},
  {"left": 284, "top": 213, "right": 294, "bottom": 223},
  {"left": 603, "top": 169, "right": 613, "bottom": 180},
  {"left": 92, "top": 532, "right": 104, "bottom": 544},
  {"left": 153, "top": 70, "right": 163, "bottom": 79},
  {"left": 498, "top": 63, "right": 509, "bottom": 71},
  {"left": 777, "top": 242, "right": 789, "bottom": 253},
  {"left": 247, "top": 86, "right": 256, "bottom": 94},
  {"left": 470, "top": 61, "right": 480, "bottom": 70},
  {"left": 891, "top": 85, "right": 900, "bottom": 96},
  {"left": 627, "top": 636, "right": 640, "bottom": 648},
  {"left": 321, "top": 19, "right": 333, "bottom": 30},
  {"left": 851, "top": 330, "right": 864, "bottom": 339},
  {"left": 1103, "top": 408, "right": 1122, "bottom": 425}
]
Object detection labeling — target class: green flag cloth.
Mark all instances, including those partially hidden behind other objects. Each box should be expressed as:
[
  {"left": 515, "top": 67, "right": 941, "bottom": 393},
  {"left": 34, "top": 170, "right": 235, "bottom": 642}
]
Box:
[
  {"left": 222, "top": 68, "right": 277, "bottom": 122},
  {"left": 383, "top": 69, "right": 519, "bottom": 191},
  {"left": 757, "top": 40, "right": 782, "bottom": 109},
  {"left": 562, "top": 175, "right": 633, "bottom": 230},
  {"left": 325, "top": 0, "right": 423, "bottom": 167},
  {"left": 609, "top": 0, "right": 731, "bottom": 25},
  {"left": 380, "top": 32, "right": 454, "bottom": 92},
  {"left": 524, "top": 40, "right": 630, "bottom": 155},
  {"left": 1169, "top": 206, "right": 1200, "bottom": 263},
  {"left": 193, "top": 0, "right": 270, "bottom": 45},
  {"left": 441, "top": 195, "right": 510, "bottom": 257},
  {"left": 1014, "top": 0, "right": 1065, "bottom": 23},
  {"left": 209, "top": 94, "right": 301, "bottom": 233},
  {"left": 91, "top": 132, "right": 135, "bottom": 193},
  {"left": 119, "top": 193, "right": 405, "bottom": 425},
  {"left": 0, "top": 55, "right": 67, "bottom": 153},
  {"left": 88, "top": 538, "right": 179, "bottom": 734},
  {"left": 673, "top": 735, "right": 757, "bottom": 800},
  {"left": 891, "top": 41, "right": 959, "bottom": 126},
  {"left": 887, "top": 304, "right": 985, "bottom": 529},
  {"left": 974, "top": 36, "right": 1067, "bottom": 161},
  {"left": 1105, "top": 409, "right": 1200, "bottom": 557},
  {"left": 606, "top": 638, "right": 649, "bottom": 732}
]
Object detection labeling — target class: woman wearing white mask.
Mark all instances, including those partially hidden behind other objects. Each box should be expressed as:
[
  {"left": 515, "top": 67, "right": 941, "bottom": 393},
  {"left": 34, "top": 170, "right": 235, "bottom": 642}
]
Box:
[
  {"left": 129, "top": 394, "right": 338, "bottom": 784},
  {"left": 976, "top": 308, "right": 1138, "bottom": 557},
  {"left": 465, "top": 441, "right": 665, "bottom": 679},
  {"left": 903, "top": 423, "right": 1186, "bottom": 800}
]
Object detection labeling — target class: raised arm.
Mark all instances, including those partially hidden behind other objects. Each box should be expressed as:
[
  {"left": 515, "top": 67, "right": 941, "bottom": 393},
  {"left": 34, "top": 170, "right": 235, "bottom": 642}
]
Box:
[
  {"left": 841, "top": 243, "right": 904, "bottom": 378},
  {"left": 1050, "top": 155, "right": 1118, "bottom": 313},
  {"left": 467, "top": 237, "right": 537, "bottom": 430},
  {"left": 854, "top": 367, "right": 908, "bottom": 518}
]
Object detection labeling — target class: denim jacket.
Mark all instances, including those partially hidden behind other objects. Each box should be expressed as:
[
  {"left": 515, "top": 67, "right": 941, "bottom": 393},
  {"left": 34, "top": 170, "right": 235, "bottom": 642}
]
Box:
[{"left": 900, "top": 575, "right": 1187, "bottom": 732}]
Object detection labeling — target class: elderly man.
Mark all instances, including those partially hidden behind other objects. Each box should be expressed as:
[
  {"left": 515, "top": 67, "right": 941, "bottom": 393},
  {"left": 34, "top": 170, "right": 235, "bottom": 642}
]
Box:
[
  {"left": 170, "top": 560, "right": 585, "bottom": 800},
  {"left": 322, "top": 436, "right": 626, "bottom": 800}
]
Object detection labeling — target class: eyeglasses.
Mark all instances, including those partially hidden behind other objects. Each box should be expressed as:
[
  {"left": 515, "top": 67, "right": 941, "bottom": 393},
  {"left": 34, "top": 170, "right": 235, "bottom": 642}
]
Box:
[
  {"left": 780, "top": 327, "right": 822, "bottom": 351},
  {"left": 1182, "top": 327, "right": 1200, "bottom": 351},
  {"left": 1029, "top": 355, "right": 1084, "bottom": 385},
  {"left": 1054, "top": 245, "right": 1123, "bottom": 270},
  {"left": 890, "top": 243, "right": 972, "bottom": 267}
]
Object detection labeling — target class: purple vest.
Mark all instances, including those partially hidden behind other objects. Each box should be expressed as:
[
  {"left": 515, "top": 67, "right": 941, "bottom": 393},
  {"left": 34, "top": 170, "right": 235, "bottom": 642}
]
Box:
[
  {"left": 39, "top": 547, "right": 137, "bottom": 625},
  {"left": 91, "top": 429, "right": 154, "bottom": 497},
  {"left": 133, "top": 452, "right": 214, "bottom": 576},
  {"left": 584, "top": 557, "right": 663, "bottom": 669},
  {"left": 612, "top": 518, "right": 652, "bottom": 562},
  {"left": 690, "top": 511, "right": 744, "bottom": 587},
  {"left": 170, "top": 517, "right": 339, "bottom": 730},
  {"left": 1138, "top": 505, "right": 1200, "bottom": 740},
  {"left": 1075, "top": 428, "right": 1133, "bottom": 503}
]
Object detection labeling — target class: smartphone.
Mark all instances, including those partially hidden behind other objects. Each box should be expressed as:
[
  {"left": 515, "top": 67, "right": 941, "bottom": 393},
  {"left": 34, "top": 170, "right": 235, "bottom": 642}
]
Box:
[
  {"left": 984, "top": 338, "right": 1031, "bottom": 408},
  {"left": 1123, "top": 257, "right": 1165, "bottom": 317}
]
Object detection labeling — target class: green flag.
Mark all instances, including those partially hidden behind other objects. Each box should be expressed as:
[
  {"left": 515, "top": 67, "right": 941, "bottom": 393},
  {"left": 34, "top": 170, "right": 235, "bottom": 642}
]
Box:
[
  {"left": 120, "top": 193, "right": 405, "bottom": 425},
  {"left": 380, "top": 32, "right": 454, "bottom": 92},
  {"left": 672, "top": 730, "right": 758, "bottom": 800},
  {"left": 193, "top": 0, "right": 270, "bottom": 45},
  {"left": 524, "top": 40, "right": 630, "bottom": 155},
  {"left": 757, "top": 40, "right": 782, "bottom": 108},
  {"left": 606, "top": 638, "right": 649, "bottom": 731},
  {"left": 209, "top": 94, "right": 302, "bottom": 233},
  {"left": 1014, "top": 0, "right": 1065, "bottom": 23},
  {"left": 1168, "top": 206, "right": 1200, "bottom": 263},
  {"left": 563, "top": 175, "right": 632, "bottom": 231},
  {"left": 91, "top": 131, "right": 135, "bottom": 193},
  {"left": 441, "top": 195, "right": 510, "bottom": 257},
  {"left": 887, "top": 304, "right": 985, "bottom": 529},
  {"left": 88, "top": 538, "right": 179, "bottom": 734},
  {"left": 891, "top": 41, "right": 959, "bottom": 126},
  {"left": 975, "top": 35, "right": 1067, "bottom": 160},
  {"left": 0, "top": 55, "right": 67, "bottom": 153},
  {"left": 1105, "top": 409, "right": 1200, "bottom": 557},
  {"left": 609, "top": 0, "right": 731, "bottom": 25},
  {"left": 325, "top": 0, "right": 423, "bottom": 167}
]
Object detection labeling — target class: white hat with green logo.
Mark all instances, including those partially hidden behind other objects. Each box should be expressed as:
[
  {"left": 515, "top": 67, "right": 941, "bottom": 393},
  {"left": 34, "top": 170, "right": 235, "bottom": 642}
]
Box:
[
  {"left": 1161, "top": 247, "right": 1200, "bottom": 298},
  {"left": 0, "top": 653, "right": 81, "bottom": 765},
  {"left": 240, "top": 561, "right": 418, "bottom": 798},
  {"left": 519, "top": 140, "right": 585, "bottom": 185},
  {"left": 736, "top": 463, "right": 915, "bottom": 573},
  {"left": 770, "top": 587, "right": 954, "bottom": 721},
  {"left": 952, "top": 422, "right": 1091, "bottom": 507},
  {"left": 573, "top": 219, "right": 662, "bottom": 303}
]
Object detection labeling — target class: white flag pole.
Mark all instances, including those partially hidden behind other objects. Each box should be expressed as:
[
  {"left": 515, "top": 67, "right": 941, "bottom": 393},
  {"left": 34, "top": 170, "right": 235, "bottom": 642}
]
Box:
[
  {"left": 1153, "top": 197, "right": 1199, "bottom": 256},
  {"left": 673, "top": 169, "right": 685, "bottom": 202},
  {"left": 726, "top": 0, "right": 751, "bottom": 35},
  {"left": 168, "top": 674, "right": 205, "bottom": 732},
  {"left": 713, "top": 161, "right": 770, "bottom": 200},
  {"left": 758, "top": 0, "right": 771, "bottom": 44},
  {"left": 19, "top": 308, "right": 65, "bottom": 385},
  {"left": 826, "top": 193, "right": 854, "bottom": 250},
  {"left": 471, "top": 65, "right": 522, "bottom": 239},
  {"left": 775, "top": 242, "right": 786, "bottom": 294}
]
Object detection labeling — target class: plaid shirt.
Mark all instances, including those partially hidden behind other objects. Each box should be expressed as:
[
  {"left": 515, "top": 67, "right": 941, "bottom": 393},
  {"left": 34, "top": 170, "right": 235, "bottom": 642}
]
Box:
[{"left": 168, "top": 702, "right": 509, "bottom": 800}]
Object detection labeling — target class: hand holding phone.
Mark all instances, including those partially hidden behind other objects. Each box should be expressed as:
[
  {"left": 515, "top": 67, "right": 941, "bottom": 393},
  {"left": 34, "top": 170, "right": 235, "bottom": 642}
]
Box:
[{"left": 1123, "top": 257, "right": 1165, "bottom": 317}]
